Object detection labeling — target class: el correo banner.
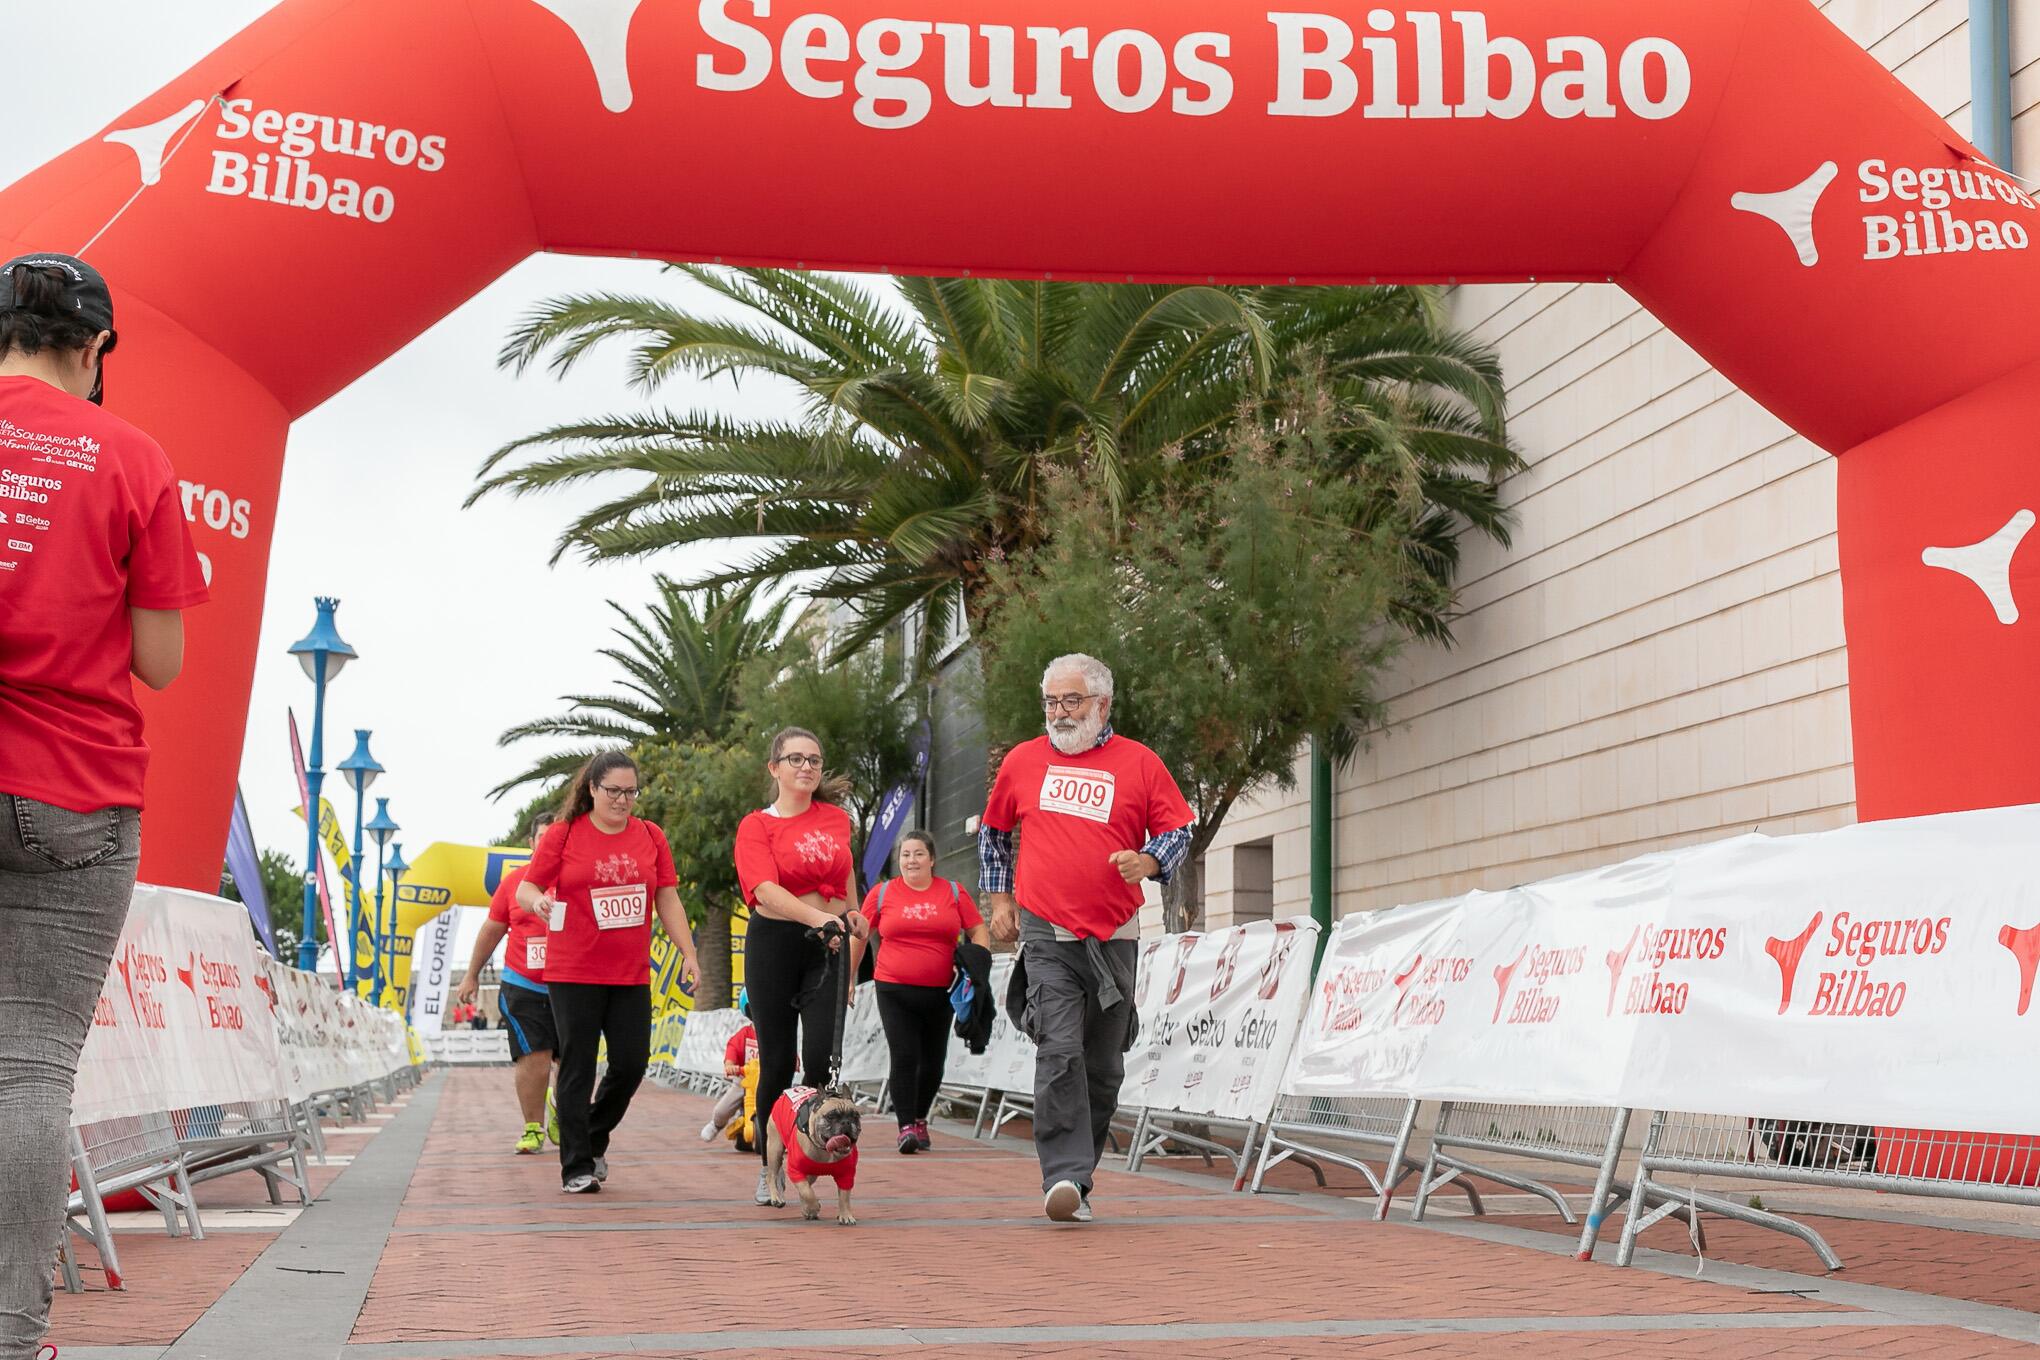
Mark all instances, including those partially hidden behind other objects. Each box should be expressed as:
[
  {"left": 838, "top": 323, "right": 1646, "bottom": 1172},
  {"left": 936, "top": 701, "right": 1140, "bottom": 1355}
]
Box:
[
  {"left": 1284, "top": 803, "right": 2040, "bottom": 1135},
  {"left": 410, "top": 908, "right": 459, "bottom": 1037}
]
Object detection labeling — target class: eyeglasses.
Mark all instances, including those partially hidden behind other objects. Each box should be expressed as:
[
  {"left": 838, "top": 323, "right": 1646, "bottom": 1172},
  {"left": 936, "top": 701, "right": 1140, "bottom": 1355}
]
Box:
[
  {"left": 775, "top": 753, "right": 824, "bottom": 769},
  {"left": 1042, "top": 693, "right": 1095, "bottom": 714},
  {"left": 596, "top": 784, "right": 641, "bottom": 801}
]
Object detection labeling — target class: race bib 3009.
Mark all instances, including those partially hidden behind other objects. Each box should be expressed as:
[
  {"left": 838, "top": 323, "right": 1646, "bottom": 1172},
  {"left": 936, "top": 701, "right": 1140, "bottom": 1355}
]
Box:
[
  {"left": 1039, "top": 766, "right": 1116, "bottom": 823},
  {"left": 589, "top": 884, "right": 649, "bottom": 930}
]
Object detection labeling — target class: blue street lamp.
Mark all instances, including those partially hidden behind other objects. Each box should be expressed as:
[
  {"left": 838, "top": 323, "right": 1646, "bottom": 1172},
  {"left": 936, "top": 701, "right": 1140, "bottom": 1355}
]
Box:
[
  {"left": 381, "top": 841, "right": 411, "bottom": 1008},
  {"left": 365, "top": 799, "right": 399, "bottom": 1003},
  {"left": 287, "top": 598, "right": 356, "bottom": 973},
  {"left": 337, "top": 730, "right": 383, "bottom": 990}
]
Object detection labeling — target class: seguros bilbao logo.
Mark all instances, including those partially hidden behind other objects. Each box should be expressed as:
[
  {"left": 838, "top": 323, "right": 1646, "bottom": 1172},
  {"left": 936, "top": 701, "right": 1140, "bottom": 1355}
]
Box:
[{"left": 1734, "top": 158, "right": 2034, "bottom": 268}]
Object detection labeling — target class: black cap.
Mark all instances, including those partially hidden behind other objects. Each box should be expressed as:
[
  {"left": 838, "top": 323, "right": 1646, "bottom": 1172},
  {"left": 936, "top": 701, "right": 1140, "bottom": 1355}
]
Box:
[{"left": 1, "top": 253, "right": 115, "bottom": 403}]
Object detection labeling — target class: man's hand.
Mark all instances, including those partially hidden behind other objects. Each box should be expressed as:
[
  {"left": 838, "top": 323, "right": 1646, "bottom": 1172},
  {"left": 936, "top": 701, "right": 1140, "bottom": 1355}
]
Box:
[
  {"left": 1108, "top": 850, "right": 1161, "bottom": 885},
  {"left": 845, "top": 910, "right": 871, "bottom": 941},
  {"left": 988, "top": 893, "right": 1019, "bottom": 944},
  {"left": 455, "top": 977, "right": 479, "bottom": 1008}
]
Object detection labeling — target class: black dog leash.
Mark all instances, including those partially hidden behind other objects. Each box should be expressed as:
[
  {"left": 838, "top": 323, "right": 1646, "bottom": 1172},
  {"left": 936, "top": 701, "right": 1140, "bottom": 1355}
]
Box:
[{"left": 806, "top": 917, "right": 851, "bottom": 1089}]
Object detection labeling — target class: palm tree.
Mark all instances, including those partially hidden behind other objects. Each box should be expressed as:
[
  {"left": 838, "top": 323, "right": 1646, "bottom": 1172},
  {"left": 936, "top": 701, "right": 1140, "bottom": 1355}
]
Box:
[
  {"left": 491, "top": 578, "right": 790, "bottom": 800},
  {"left": 469, "top": 271, "right": 1518, "bottom": 657}
]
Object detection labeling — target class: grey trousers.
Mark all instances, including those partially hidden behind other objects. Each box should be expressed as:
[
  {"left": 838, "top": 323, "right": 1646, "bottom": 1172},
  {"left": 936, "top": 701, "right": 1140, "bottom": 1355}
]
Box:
[
  {"left": 1021, "top": 937, "right": 1137, "bottom": 1193},
  {"left": 0, "top": 794, "right": 140, "bottom": 1360}
]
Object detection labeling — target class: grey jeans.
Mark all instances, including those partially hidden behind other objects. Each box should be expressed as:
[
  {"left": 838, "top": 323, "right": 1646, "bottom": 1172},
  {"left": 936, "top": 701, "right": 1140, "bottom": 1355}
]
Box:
[
  {"left": 0, "top": 794, "right": 140, "bottom": 1360},
  {"left": 1019, "top": 934, "right": 1138, "bottom": 1194}
]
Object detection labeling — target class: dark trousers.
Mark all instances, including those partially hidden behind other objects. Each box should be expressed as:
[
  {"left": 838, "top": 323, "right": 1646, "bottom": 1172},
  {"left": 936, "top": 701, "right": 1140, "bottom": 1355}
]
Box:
[
  {"left": 1022, "top": 938, "right": 1137, "bottom": 1193},
  {"left": 547, "top": 981, "right": 651, "bottom": 1183},
  {"left": 745, "top": 915, "right": 838, "bottom": 1165},
  {"left": 876, "top": 981, "right": 952, "bottom": 1125}
]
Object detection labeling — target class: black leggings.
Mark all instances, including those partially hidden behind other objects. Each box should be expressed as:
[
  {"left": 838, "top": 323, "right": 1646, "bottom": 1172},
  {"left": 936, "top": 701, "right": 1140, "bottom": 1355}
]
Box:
[
  {"left": 876, "top": 981, "right": 952, "bottom": 1124},
  {"left": 547, "top": 981, "right": 651, "bottom": 1184},
  {"left": 745, "top": 915, "right": 839, "bottom": 1164}
]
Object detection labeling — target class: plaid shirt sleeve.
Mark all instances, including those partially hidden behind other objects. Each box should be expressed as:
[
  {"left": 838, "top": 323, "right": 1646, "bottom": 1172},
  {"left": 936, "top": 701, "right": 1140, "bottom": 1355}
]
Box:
[
  {"left": 977, "top": 824, "right": 1016, "bottom": 895},
  {"left": 1141, "top": 824, "right": 1196, "bottom": 885}
]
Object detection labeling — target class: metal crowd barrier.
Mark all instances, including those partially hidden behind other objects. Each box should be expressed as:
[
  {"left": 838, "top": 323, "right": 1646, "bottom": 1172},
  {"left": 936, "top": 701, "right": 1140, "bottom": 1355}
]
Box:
[
  {"left": 60, "top": 1114, "right": 200, "bottom": 1292},
  {"left": 176, "top": 1099, "right": 312, "bottom": 1206},
  {"left": 1125, "top": 1108, "right": 1261, "bottom": 1186},
  {"left": 1250, "top": 1095, "right": 1477, "bottom": 1212},
  {"left": 1613, "top": 1112, "right": 2040, "bottom": 1270}
]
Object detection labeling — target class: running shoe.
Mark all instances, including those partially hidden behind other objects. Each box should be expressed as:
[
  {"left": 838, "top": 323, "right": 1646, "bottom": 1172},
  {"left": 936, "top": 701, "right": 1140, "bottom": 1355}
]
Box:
[
  {"left": 546, "top": 1087, "right": 560, "bottom": 1145},
  {"left": 1072, "top": 1193, "right": 1093, "bottom": 1224},
  {"left": 514, "top": 1123, "right": 543, "bottom": 1155},
  {"left": 897, "top": 1124, "right": 919, "bottom": 1155},
  {"left": 1044, "top": 1179, "right": 1083, "bottom": 1222},
  {"left": 592, "top": 1156, "right": 608, "bottom": 1183},
  {"left": 700, "top": 1119, "right": 720, "bottom": 1142},
  {"left": 562, "top": 1174, "right": 598, "bottom": 1194},
  {"left": 914, "top": 1121, "right": 932, "bottom": 1151},
  {"left": 754, "top": 1168, "right": 774, "bottom": 1205}
]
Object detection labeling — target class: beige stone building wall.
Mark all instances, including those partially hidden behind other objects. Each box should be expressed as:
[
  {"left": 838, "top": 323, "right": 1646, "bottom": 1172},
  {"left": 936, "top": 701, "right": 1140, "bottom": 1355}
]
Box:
[{"left": 1196, "top": 3, "right": 2037, "bottom": 930}]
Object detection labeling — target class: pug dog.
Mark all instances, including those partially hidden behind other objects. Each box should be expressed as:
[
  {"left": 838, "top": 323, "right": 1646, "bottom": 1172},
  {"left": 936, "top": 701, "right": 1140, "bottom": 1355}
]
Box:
[{"left": 764, "top": 1084, "right": 862, "bottom": 1225}]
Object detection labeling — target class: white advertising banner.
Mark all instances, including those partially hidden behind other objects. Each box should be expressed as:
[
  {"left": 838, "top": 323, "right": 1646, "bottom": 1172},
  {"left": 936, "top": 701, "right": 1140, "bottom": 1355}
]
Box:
[
  {"left": 1282, "top": 804, "right": 2040, "bottom": 1135},
  {"left": 410, "top": 908, "right": 457, "bottom": 1036},
  {"left": 672, "top": 1007, "right": 746, "bottom": 1078},
  {"left": 1122, "top": 920, "right": 1320, "bottom": 1122},
  {"left": 839, "top": 985, "right": 889, "bottom": 1085},
  {"left": 74, "top": 886, "right": 287, "bottom": 1126},
  {"left": 942, "top": 953, "right": 1037, "bottom": 1095}
]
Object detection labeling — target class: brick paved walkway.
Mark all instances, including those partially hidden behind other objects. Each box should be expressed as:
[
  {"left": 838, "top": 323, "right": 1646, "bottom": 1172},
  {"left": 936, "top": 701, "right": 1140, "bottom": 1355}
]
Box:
[{"left": 44, "top": 1071, "right": 2040, "bottom": 1359}]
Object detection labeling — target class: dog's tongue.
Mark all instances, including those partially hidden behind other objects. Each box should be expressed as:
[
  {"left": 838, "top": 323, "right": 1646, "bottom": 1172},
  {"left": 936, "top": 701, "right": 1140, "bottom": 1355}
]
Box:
[{"left": 826, "top": 1134, "right": 853, "bottom": 1155}]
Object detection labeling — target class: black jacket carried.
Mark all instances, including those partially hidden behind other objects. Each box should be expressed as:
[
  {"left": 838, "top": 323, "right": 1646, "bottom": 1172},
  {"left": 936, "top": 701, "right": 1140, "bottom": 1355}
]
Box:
[{"left": 952, "top": 940, "right": 995, "bottom": 1053}]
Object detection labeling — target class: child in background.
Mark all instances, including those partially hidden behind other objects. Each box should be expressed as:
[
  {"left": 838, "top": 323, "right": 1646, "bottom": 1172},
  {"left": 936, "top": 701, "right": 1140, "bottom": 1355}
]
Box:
[{"left": 701, "top": 995, "right": 760, "bottom": 1149}]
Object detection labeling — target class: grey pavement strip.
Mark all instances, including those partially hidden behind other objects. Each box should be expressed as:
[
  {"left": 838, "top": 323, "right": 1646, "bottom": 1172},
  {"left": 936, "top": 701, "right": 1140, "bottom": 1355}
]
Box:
[
  {"left": 162, "top": 1072, "right": 445, "bottom": 1360},
  {"left": 339, "top": 1311, "right": 1928, "bottom": 1357}
]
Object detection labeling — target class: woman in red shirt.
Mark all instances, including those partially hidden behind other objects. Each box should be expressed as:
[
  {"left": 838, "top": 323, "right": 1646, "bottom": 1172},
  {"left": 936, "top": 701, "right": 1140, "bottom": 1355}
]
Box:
[
  {"left": 520, "top": 751, "right": 698, "bottom": 1193},
  {"left": 0, "top": 254, "right": 206, "bottom": 1356},
  {"left": 856, "top": 830, "right": 988, "bottom": 1154},
  {"left": 733, "top": 726, "right": 868, "bottom": 1206}
]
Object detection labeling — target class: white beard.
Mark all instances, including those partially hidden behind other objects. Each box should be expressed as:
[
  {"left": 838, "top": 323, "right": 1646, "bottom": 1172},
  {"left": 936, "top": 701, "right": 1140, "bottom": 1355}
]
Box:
[{"left": 1047, "top": 710, "right": 1106, "bottom": 755}]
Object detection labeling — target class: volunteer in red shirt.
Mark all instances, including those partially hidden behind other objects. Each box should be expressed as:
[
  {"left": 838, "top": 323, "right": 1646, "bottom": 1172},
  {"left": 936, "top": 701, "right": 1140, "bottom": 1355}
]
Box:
[
  {"left": 0, "top": 253, "right": 206, "bottom": 1355},
  {"left": 855, "top": 830, "right": 988, "bottom": 1154},
  {"left": 733, "top": 725, "right": 869, "bottom": 1207},
  {"left": 980, "top": 653, "right": 1193, "bottom": 1224},
  {"left": 458, "top": 812, "right": 557, "bottom": 1155},
  {"left": 519, "top": 752, "right": 698, "bottom": 1193}
]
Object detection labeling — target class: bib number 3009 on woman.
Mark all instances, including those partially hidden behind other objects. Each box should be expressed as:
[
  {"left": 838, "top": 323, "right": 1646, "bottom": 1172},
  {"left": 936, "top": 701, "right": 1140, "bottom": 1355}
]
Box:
[
  {"left": 1039, "top": 766, "right": 1116, "bottom": 823},
  {"left": 589, "top": 884, "right": 649, "bottom": 930}
]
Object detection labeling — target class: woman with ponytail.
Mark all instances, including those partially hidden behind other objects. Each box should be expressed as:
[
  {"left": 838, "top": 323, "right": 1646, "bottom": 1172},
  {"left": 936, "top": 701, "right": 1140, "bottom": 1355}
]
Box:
[
  {"left": 0, "top": 254, "right": 207, "bottom": 1356},
  {"left": 732, "top": 727, "right": 868, "bottom": 1206},
  {"left": 519, "top": 751, "right": 698, "bottom": 1193}
]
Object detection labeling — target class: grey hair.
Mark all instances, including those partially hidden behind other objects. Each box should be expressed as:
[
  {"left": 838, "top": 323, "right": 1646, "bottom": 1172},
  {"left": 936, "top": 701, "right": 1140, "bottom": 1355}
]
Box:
[{"left": 1042, "top": 653, "right": 1114, "bottom": 702}]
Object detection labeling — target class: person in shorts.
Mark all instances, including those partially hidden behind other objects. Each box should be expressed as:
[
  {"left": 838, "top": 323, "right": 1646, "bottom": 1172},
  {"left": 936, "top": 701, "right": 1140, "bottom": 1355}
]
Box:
[{"left": 458, "top": 812, "right": 558, "bottom": 1153}]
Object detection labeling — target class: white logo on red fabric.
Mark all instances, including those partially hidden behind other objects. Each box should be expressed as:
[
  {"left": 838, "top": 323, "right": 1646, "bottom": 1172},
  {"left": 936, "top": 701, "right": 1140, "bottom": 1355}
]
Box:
[
  {"left": 593, "top": 852, "right": 638, "bottom": 885},
  {"left": 1735, "top": 158, "right": 2034, "bottom": 267},
  {"left": 530, "top": 0, "right": 647, "bottom": 113},
  {"left": 1210, "top": 932, "right": 1245, "bottom": 1001},
  {"left": 794, "top": 829, "right": 840, "bottom": 865},
  {"left": 2000, "top": 922, "right": 2040, "bottom": 1016},
  {"left": 1164, "top": 935, "right": 1198, "bottom": 1004},
  {"left": 1256, "top": 925, "right": 1297, "bottom": 1000},
  {"left": 1921, "top": 508, "right": 2033, "bottom": 626},
  {"left": 1731, "top": 161, "right": 1838, "bottom": 266},
  {"left": 1764, "top": 912, "right": 1822, "bottom": 1015},
  {"left": 104, "top": 98, "right": 210, "bottom": 186},
  {"left": 204, "top": 100, "right": 449, "bottom": 226}
]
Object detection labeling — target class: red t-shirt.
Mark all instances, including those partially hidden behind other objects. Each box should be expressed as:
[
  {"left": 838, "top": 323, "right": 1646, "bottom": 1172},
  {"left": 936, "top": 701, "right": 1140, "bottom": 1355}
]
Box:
[
  {"left": 522, "top": 815, "right": 677, "bottom": 985},
  {"left": 982, "top": 734, "right": 1194, "bottom": 940},
  {"left": 735, "top": 801, "right": 855, "bottom": 906},
  {"left": 486, "top": 865, "right": 548, "bottom": 982},
  {"left": 724, "top": 1023, "right": 758, "bottom": 1068},
  {"left": 0, "top": 376, "right": 208, "bottom": 812},
  {"left": 770, "top": 1086, "right": 858, "bottom": 1188},
  {"left": 861, "top": 876, "right": 982, "bottom": 988}
]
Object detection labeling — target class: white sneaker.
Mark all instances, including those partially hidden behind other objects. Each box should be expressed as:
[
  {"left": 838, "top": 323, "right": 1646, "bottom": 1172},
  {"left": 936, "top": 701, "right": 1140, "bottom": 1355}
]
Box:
[
  {"left": 754, "top": 1168, "right": 774, "bottom": 1205},
  {"left": 1044, "top": 1180, "right": 1083, "bottom": 1222},
  {"left": 592, "top": 1156, "right": 608, "bottom": 1183},
  {"left": 700, "top": 1119, "right": 720, "bottom": 1143},
  {"left": 562, "top": 1174, "right": 598, "bottom": 1194},
  {"left": 1073, "top": 1194, "right": 1093, "bottom": 1223}
]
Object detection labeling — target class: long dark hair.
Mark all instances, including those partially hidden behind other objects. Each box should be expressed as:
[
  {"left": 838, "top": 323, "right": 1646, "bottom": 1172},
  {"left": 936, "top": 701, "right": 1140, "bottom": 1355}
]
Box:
[
  {"left": 0, "top": 263, "right": 112, "bottom": 362},
  {"left": 766, "top": 726, "right": 851, "bottom": 804},
  {"left": 559, "top": 750, "right": 637, "bottom": 825}
]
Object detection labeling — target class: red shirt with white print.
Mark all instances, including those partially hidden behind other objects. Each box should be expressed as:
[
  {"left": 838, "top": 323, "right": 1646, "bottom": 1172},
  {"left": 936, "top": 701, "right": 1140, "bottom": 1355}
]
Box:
[
  {"left": 521, "top": 815, "right": 677, "bottom": 986},
  {"left": 724, "top": 1023, "right": 758, "bottom": 1068},
  {"left": 735, "top": 801, "right": 855, "bottom": 905},
  {"left": 486, "top": 865, "right": 548, "bottom": 982},
  {"left": 981, "top": 734, "right": 1193, "bottom": 940},
  {"left": 861, "top": 876, "right": 982, "bottom": 988},
  {"left": 0, "top": 376, "right": 208, "bottom": 812}
]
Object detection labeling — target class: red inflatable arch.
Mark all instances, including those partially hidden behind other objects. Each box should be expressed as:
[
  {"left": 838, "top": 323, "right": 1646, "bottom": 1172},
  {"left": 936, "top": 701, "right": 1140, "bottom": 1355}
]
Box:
[{"left": 5, "top": 0, "right": 2034, "bottom": 890}]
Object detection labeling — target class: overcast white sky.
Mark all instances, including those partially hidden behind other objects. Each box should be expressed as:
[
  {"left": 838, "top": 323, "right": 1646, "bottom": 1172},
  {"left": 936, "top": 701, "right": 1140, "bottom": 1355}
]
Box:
[{"left": 6, "top": 3, "right": 814, "bottom": 891}]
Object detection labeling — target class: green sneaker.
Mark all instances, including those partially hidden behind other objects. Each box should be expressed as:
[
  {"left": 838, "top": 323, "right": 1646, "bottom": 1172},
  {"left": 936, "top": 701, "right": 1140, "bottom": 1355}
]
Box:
[
  {"left": 546, "top": 1088, "right": 560, "bottom": 1145},
  {"left": 515, "top": 1123, "right": 543, "bottom": 1155}
]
